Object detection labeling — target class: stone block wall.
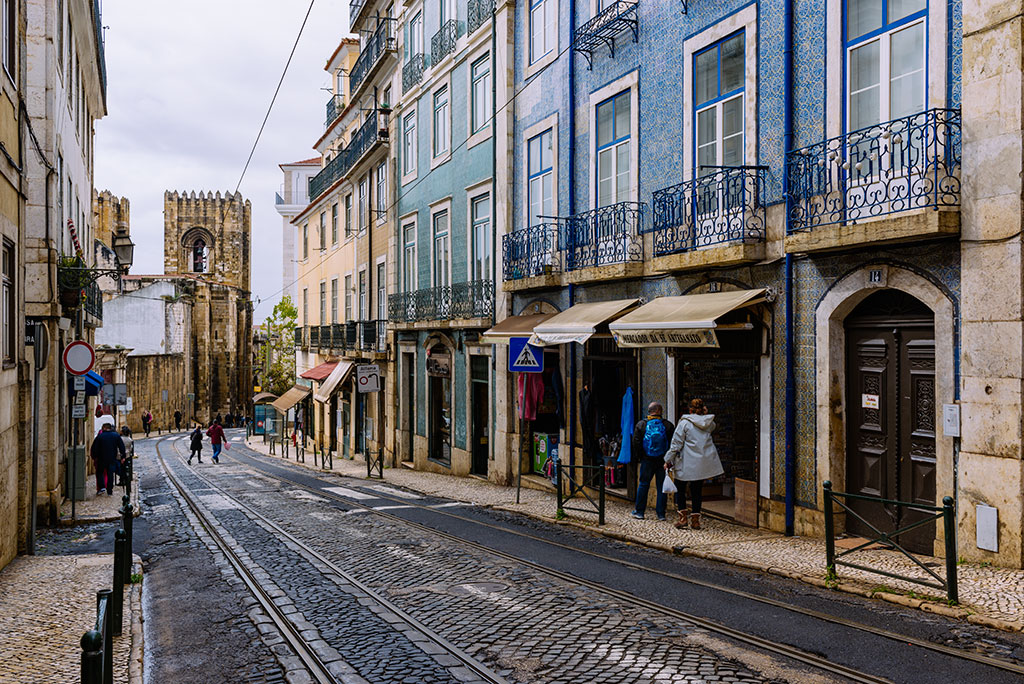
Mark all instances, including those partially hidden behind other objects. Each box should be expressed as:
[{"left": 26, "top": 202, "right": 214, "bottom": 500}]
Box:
[{"left": 125, "top": 354, "right": 189, "bottom": 433}]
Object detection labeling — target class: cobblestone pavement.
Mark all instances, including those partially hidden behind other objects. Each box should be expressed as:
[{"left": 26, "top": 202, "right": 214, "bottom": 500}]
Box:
[
  {"left": 159, "top": 435, "right": 849, "bottom": 684},
  {"left": 239, "top": 435, "right": 1024, "bottom": 627}
]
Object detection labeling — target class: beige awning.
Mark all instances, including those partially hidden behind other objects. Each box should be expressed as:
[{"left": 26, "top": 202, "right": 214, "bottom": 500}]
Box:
[
  {"left": 313, "top": 360, "right": 355, "bottom": 403},
  {"left": 481, "top": 313, "right": 556, "bottom": 343},
  {"left": 609, "top": 289, "right": 766, "bottom": 348},
  {"left": 271, "top": 384, "right": 312, "bottom": 413},
  {"left": 529, "top": 299, "right": 640, "bottom": 346},
  {"left": 252, "top": 391, "right": 278, "bottom": 404}
]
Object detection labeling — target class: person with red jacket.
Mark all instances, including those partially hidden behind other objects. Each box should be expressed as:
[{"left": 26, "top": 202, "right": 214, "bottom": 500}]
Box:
[{"left": 206, "top": 418, "right": 225, "bottom": 464}]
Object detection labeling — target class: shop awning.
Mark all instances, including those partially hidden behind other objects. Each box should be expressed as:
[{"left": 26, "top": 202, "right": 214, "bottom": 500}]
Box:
[
  {"left": 529, "top": 299, "right": 640, "bottom": 346},
  {"left": 481, "top": 313, "right": 556, "bottom": 343},
  {"left": 313, "top": 360, "right": 355, "bottom": 403},
  {"left": 252, "top": 392, "right": 278, "bottom": 404},
  {"left": 609, "top": 289, "right": 766, "bottom": 348},
  {"left": 271, "top": 384, "right": 311, "bottom": 413},
  {"left": 300, "top": 361, "right": 338, "bottom": 381}
]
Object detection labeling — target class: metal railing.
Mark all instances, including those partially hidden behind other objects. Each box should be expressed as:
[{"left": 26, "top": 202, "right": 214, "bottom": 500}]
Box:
[
  {"left": 786, "top": 108, "right": 961, "bottom": 233},
  {"left": 325, "top": 94, "right": 345, "bottom": 128},
  {"left": 367, "top": 447, "right": 384, "bottom": 479},
  {"left": 320, "top": 325, "right": 333, "bottom": 348},
  {"left": 564, "top": 201, "right": 645, "bottom": 271},
  {"left": 503, "top": 223, "right": 561, "bottom": 281},
  {"left": 556, "top": 462, "right": 606, "bottom": 525},
  {"left": 375, "top": 319, "right": 388, "bottom": 352},
  {"left": 452, "top": 279, "right": 493, "bottom": 319},
  {"left": 467, "top": 0, "right": 495, "bottom": 34},
  {"left": 651, "top": 167, "right": 766, "bottom": 256},
  {"left": 388, "top": 280, "right": 493, "bottom": 322},
  {"left": 308, "top": 109, "right": 390, "bottom": 201},
  {"left": 388, "top": 290, "right": 414, "bottom": 323},
  {"left": 823, "top": 481, "right": 958, "bottom": 603},
  {"left": 358, "top": 319, "right": 378, "bottom": 350},
  {"left": 574, "top": 0, "right": 639, "bottom": 69},
  {"left": 402, "top": 53, "right": 426, "bottom": 91},
  {"left": 309, "top": 325, "right": 321, "bottom": 347},
  {"left": 308, "top": 154, "right": 346, "bottom": 202},
  {"left": 293, "top": 326, "right": 305, "bottom": 348},
  {"left": 80, "top": 590, "right": 113, "bottom": 684},
  {"left": 349, "top": 0, "right": 366, "bottom": 30},
  {"left": 93, "top": 0, "right": 107, "bottom": 95},
  {"left": 431, "top": 19, "right": 460, "bottom": 65},
  {"left": 331, "top": 323, "right": 346, "bottom": 349},
  {"left": 350, "top": 18, "right": 397, "bottom": 96},
  {"left": 83, "top": 281, "right": 103, "bottom": 321}
]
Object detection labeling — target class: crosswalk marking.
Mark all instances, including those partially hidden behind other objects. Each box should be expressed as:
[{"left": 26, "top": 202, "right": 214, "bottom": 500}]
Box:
[
  {"left": 367, "top": 484, "right": 422, "bottom": 499},
  {"left": 323, "top": 486, "right": 377, "bottom": 500}
]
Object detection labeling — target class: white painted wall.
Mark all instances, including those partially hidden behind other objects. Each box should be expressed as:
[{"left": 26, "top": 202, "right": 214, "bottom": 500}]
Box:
[{"left": 95, "top": 281, "right": 178, "bottom": 355}]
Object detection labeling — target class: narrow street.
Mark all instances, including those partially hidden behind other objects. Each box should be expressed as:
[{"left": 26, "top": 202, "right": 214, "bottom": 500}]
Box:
[{"left": 130, "top": 433, "right": 1024, "bottom": 684}]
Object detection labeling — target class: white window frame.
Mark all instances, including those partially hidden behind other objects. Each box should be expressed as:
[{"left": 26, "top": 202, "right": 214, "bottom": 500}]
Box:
[
  {"left": 376, "top": 161, "right": 388, "bottom": 224},
  {"left": 429, "top": 200, "right": 452, "bottom": 289},
  {"left": 330, "top": 277, "right": 339, "bottom": 324},
  {"left": 358, "top": 175, "right": 369, "bottom": 234},
  {"left": 376, "top": 257, "right": 387, "bottom": 321},
  {"left": 693, "top": 34, "right": 746, "bottom": 176},
  {"left": 431, "top": 82, "right": 451, "bottom": 167},
  {"left": 331, "top": 202, "right": 339, "bottom": 245},
  {"left": 319, "top": 211, "right": 327, "bottom": 250},
  {"left": 468, "top": 51, "right": 492, "bottom": 147},
  {"left": 528, "top": 0, "right": 557, "bottom": 68},
  {"left": 527, "top": 129, "right": 554, "bottom": 223},
  {"left": 344, "top": 193, "right": 353, "bottom": 238},
  {"left": 302, "top": 287, "right": 309, "bottom": 326},
  {"left": 468, "top": 186, "right": 491, "bottom": 283},
  {"left": 344, "top": 273, "right": 353, "bottom": 322},
  {"left": 401, "top": 214, "right": 417, "bottom": 293},
  {"left": 594, "top": 90, "right": 632, "bottom": 207},
  {"left": 358, "top": 267, "right": 368, "bottom": 320},
  {"left": 402, "top": 106, "right": 418, "bottom": 184},
  {"left": 319, "top": 280, "right": 327, "bottom": 324},
  {"left": 302, "top": 223, "right": 309, "bottom": 261}
]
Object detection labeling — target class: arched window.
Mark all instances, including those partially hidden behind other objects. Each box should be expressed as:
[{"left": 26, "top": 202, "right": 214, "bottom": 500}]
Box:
[{"left": 192, "top": 239, "right": 207, "bottom": 273}]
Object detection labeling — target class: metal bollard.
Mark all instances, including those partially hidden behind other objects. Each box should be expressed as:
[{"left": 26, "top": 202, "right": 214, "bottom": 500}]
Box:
[
  {"left": 823, "top": 481, "right": 835, "bottom": 576},
  {"left": 324, "top": 448, "right": 333, "bottom": 471},
  {"left": 124, "top": 456, "right": 133, "bottom": 497},
  {"left": 81, "top": 627, "right": 103, "bottom": 684},
  {"left": 598, "top": 467, "right": 606, "bottom": 526},
  {"left": 121, "top": 496, "right": 133, "bottom": 579},
  {"left": 111, "top": 530, "right": 126, "bottom": 637},
  {"left": 556, "top": 463, "right": 564, "bottom": 514},
  {"left": 943, "top": 496, "right": 958, "bottom": 604}
]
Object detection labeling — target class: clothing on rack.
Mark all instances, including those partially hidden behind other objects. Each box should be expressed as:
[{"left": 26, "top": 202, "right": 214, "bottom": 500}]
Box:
[
  {"left": 618, "top": 386, "right": 634, "bottom": 464},
  {"left": 517, "top": 372, "right": 545, "bottom": 420}
]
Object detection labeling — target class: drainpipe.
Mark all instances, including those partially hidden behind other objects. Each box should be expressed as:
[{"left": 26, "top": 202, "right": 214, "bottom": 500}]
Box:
[
  {"left": 567, "top": 0, "right": 577, "bottom": 468},
  {"left": 783, "top": 0, "right": 796, "bottom": 536},
  {"left": 490, "top": 2, "right": 497, "bottom": 471}
]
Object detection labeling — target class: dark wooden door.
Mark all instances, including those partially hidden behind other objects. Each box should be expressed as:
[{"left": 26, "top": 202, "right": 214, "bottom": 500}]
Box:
[{"left": 846, "top": 300, "right": 936, "bottom": 554}]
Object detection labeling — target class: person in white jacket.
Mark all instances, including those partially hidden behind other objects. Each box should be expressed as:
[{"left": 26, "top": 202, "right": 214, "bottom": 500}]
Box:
[{"left": 663, "top": 398, "right": 724, "bottom": 530}]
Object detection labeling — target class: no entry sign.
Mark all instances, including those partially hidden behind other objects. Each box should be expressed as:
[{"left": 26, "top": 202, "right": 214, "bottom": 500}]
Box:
[{"left": 62, "top": 340, "right": 95, "bottom": 376}]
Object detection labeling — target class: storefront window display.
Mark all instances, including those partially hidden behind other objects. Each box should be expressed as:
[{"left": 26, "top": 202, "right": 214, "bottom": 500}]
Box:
[
  {"left": 427, "top": 346, "right": 452, "bottom": 466},
  {"left": 582, "top": 338, "right": 637, "bottom": 494}
]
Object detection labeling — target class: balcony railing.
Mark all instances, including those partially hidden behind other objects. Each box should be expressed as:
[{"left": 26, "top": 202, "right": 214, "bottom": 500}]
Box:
[
  {"left": 357, "top": 320, "right": 378, "bottom": 350},
  {"left": 388, "top": 280, "right": 493, "bottom": 323},
  {"left": 83, "top": 281, "right": 102, "bottom": 321},
  {"left": 310, "top": 325, "right": 321, "bottom": 347},
  {"left": 574, "top": 0, "right": 639, "bottom": 69},
  {"left": 431, "top": 19, "right": 460, "bottom": 65},
  {"left": 402, "top": 53, "right": 426, "bottom": 91},
  {"left": 468, "top": 0, "right": 495, "bottom": 35},
  {"left": 325, "top": 94, "right": 345, "bottom": 128},
  {"left": 349, "top": 0, "right": 366, "bottom": 30},
  {"left": 375, "top": 320, "right": 388, "bottom": 352},
  {"left": 93, "top": 0, "right": 107, "bottom": 95},
  {"left": 502, "top": 223, "right": 561, "bottom": 281},
  {"left": 293, "top": 327, "right": 305, "bottom": 348},
  {"left": 651, "top": 167, "right": 765, "bottom": 256},
  {"left": 350, "top": 18, "right": 397, "bottom": 97},
  {"left": 564, "top": 202, "right": 645, "bottom": 271},
  {"left": 345, "top": 321, "right": 358, "bottom": 348},
  {"left": 319, "top": 325, "right": 333, "bottom": 348},
  {"left": 308, "top": 109, "right": 390, "bottom": 201},
  {"left": 330, "top": 323, "right": 345, "bottom": 349},
  {"left": 786, "top": 108, "right": 962, "bottom": 234}
]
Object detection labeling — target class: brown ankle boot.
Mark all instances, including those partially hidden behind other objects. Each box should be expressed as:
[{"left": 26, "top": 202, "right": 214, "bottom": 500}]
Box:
[
  {"left": 674, "top": 509, "right": 690, "bottom": 529},
  {"left": 689, "top": 513, "right": 702, "bottom": 530}
]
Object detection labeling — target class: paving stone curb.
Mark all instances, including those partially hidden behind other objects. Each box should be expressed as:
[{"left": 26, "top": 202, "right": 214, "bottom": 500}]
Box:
[{"left": 129, "top": 558, "right": 144, "bottom": 684}]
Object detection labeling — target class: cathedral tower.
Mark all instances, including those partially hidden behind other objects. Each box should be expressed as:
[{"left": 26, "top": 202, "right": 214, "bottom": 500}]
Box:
[{"left": 163, "top": 190, "right": 251, "bottom": 291}]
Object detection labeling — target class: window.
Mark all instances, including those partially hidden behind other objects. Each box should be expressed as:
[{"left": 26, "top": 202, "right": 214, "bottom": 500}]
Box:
[
  {"left": 846, "top": 0, "right": 925, "bottom": 132},
  {"left": 403, "top": 111, "right": 417, "bottom": 175},
  {"left": 358, "top": 269, "right": 368, "bottom": 320},
  {"left": 358, "top": 175, "right": 368, "bottom": 233},
  {"left": 331, "top": 203, "right": 339, "bottom": 244},
  {"left": 596, "top": 90, "right": 631, "bottom": 206},
  {"left": 331, "top": 278, "right": 339, "bottom": 323},
  {"left": 377, "top": 262, "right": 387, "bottom": 320},
  {"left": 527, "top": 130, "right": 553, "bottom": 223},
  {"left": 408, "top": 11, "right": 423, "bottom": 57},
  {"left": 302, "top": 223, "right": 309, "bottom": 260},
  {"left": 192, "top": 239, "right": 207, "bottom": 273},
  {"left": 695, "top": 34, "right": 744, "bottom": 174},
  {"left": 432, "top": 210, "right": 449, "bottom": 288},
  {"left": 433, "top": 86, "right": 449, "bottom": 157},
  {"left": 530, "top": 0, "right": 556, "bottom": 63},
  {"left": 2, "top": 240, "right": 12, "bottom": 363},
  {"left": 403, "top": 222, "right": 416, "bottom": 292},
  {"left": 471, "top": 194, "right": 491, "bottom": 281},
  {"left": 319, "top": 211, "right": 327, "bottom": 250},
  {"left": 56, "top": 0, "right": 63, "bottom": 69},
  {"left": 319, "top": 281, "right": 327, "bottom": 324},
  {"left": 471, "top": 55, "right": 491, "bottom": 134},
  {"left": 3, "top": 0, "right": 15, "bottom": 76},
  {"left": 344, "top": 275, "right": 353, "bottom": 321},
  {"left": 382, "top": 85, "right": 392, "bottom": 109},
  {"left": 344, "top": 194, "right": 353, "bottom": 237},
  {"left": 376, "top": 161, "right": 387, "bottom": 223},
  {"left": 302, "top": 288, "right": 309, "bottom": 325}
]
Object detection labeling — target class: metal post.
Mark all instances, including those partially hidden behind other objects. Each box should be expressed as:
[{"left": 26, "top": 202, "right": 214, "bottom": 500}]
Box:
[
  {"left": 121, "top": 495, "right": 133, "bottom": 579},
  {"left": 943, "top": 496, "right": 958, "bottom": 603},
  {"left": 100, "top": 589, "right": 113, "bottom": 684},
  {"left": 555, "top": 462, "right": 563, "bottom": 514},
  {"left": 80, "top": 628, "right": 102, "bottom": 684},
  {"left": 823, "top": 481, "right": 835, "bottom": 575},
  {"left": 598, "top": 466, "right": 606, "bottom": 525},
  {"left": 28, "top": 321, "right": 43, "bottom": 554},
  {"left": 112, "top": 529, "right": 125, "bottom": 637}
]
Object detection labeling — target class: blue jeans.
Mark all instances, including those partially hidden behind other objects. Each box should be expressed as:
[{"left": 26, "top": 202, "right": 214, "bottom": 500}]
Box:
[
  {"left": 634, "top": 458, "right": 667, "bottom": 519},
  {"left": 212, "top": 443, "right": 222, "bottom": 461}
]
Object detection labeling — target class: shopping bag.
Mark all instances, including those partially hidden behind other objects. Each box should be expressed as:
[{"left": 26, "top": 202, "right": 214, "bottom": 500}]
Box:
[
  {"left": 662, "top": 474, "right": 678, "bottom": 494},
  {"left": 223, "top": 441, "right": 231, "bottom": 451}
]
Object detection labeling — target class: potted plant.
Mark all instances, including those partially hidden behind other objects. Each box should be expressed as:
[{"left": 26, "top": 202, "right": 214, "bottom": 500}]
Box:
[{"left": 57, "top": 255, "right": 92, "bottom": 309}]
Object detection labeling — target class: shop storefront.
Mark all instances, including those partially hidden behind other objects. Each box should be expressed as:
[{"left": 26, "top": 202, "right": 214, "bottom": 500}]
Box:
[
  {"left": 426, "top": 345, "right": 452, "bottom": 466},
  {"left": 270, "top": 384, "right": 312, "bottom": 443},
  {"left": 252, "top": 392, "right": 278, "bottom": 436},
  {"left": 313, "top": 361, "right": 355, "bottom": 457}
]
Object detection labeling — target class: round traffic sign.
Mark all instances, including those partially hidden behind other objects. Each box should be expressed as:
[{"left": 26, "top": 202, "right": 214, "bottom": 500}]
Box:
[{"left": 62, "top": 340, "right": 95, "bottom": 375}]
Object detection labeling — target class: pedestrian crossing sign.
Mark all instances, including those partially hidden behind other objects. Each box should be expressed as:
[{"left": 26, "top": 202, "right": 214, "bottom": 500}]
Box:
[{"left": 509, "top": 337, "right": 544, "bottom": 373}]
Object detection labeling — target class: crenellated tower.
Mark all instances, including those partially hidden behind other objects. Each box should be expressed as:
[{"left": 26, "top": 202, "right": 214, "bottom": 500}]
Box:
[{"left": 163, "top": 190, "right": 252, "bottom": 292}]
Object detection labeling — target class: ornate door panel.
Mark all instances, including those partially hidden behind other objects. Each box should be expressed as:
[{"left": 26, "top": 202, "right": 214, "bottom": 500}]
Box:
[{"left": 899, "top": 335, "right": 937, "bottom": 553}]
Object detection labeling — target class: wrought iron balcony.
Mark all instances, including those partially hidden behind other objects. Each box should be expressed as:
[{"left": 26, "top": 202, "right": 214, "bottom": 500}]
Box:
[
  {"left": 452, "top": 279, "right": 493, "bottom": 319},
  {"left": 431, "top": 19, "right": 460, "bottom": 65},
  {"left": 468, "top": 0, "right": 495, "bottom": 35},
  {"left": 309, "top": 154, "right": 346, "bottom": 202},
  {"left": 651, "top": 167, "right": 766, "bottom": 256},
  {"left": 564, "top": 202, "right": 645, "bottom": 271},
  {"left": 387, "top": 281, "right": 493, "bottom": 323},
  {"left": 375, "top": 320, "right": 388, "bottom": 352},
  {"left": 345, "top": 321, "right": 358, "bottom": 348},
  {"left": 349, "top": 0, "right": 366, "bottom": 30},
  {"left": 310, "top": 325, "right": 321, "bottom": 347},
  {"left": 786, "top": 108, "right": 961, "bottom": 234},
  {"left": 402, "top": 53, "right": 426, "bottom": 91},
  {"left": 350, "top": 18, "right": 397, "bottom": 98},
  {"left": 319, "top": 325, "right": 333, "bottom": 348},
  {"left": 574, "top": 0, "right": 639, "bottom": 69},
  {"left": 83, "top": 281, "right": 103, "bottom": 321},
  {"left": 502, "top": 223, "right": 561, "bottom": 281},
  {"left": 325, "top": 94, "right": 345, "bottom": 128},
  {"left": 357, "top": 320, "right": 378, "bottom": 350},
  {"left": 308, "top": 109, "right": 390, "bottom": 201},
  {"left": 293, "top": 327, "right": 303, "bottom": 347},
  {"left": 330, "top": 323, "right": 345, "bottom": 349}
]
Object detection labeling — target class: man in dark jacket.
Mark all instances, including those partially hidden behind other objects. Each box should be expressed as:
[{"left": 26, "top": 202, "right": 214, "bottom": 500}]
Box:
[
  {"left": 630, "top": 402, "right": 674, "bottom": 520},
  {"left": 90, "top": 423, "right": 126, "bottom": 495},
  {"left": 174, "top": 409, "right": 182, "bottom": 431},
  {"left": 188, "top": 425, "right": 204, "bottom": 464}
]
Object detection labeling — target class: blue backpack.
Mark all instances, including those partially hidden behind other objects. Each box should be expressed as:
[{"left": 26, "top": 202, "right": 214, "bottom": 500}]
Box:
[{"left": 642, "top": 419, "right": 669, "bottom": 459}]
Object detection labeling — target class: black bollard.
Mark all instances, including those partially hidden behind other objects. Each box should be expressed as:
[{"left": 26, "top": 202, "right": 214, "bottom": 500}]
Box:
[{"left": 112, "top": 530, "right": 126, "bottom": 637}]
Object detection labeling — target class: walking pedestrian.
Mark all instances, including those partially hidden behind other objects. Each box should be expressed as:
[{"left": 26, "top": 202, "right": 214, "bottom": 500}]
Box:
[
  {"left": 174, "top": 409, "right": 182, "bottom": 431},
  {"left": 207, "top": 418, "right": 225, "bottom": 464},
  {"left": 188, "top": 424, "right": 204, "bottom": 464},
  {"left": 225, "top": 412, "right": 234, "bottom": 429},
  {"left": 663, "top": 397, "right": 724, "bottom": 530},
  {"left": 90, "top": 423, "right": 125, "bottom": 495},
  {"left": 630, "top": 402, "right": 674, "bottom": 521},
  {"left": 119, "top": 427, "right": 134, "bottom": 489},
  {"left": 142, "top": 409, "right": 153, "bottom": 437}
]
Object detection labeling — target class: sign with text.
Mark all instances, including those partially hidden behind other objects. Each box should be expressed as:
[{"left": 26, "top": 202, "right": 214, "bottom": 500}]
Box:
[
  {"left": 70, "top": 405, "right": 86, "bottom": 419},
  {"left": 73, "top": 376, "right": 86, "bottom": 391},
  {"left": 356, "top": 364, "right": 381, "bottom": 393},
  {"left": 508, "top": 337, "right": 544, "bottom": 373},
  {"left": 611, "top": 328, "right": 720, "bottom": 349},
  {"left": 861, "top": 393, "right": 879, "bottom": 409},
  {"left": 115, "top": 383, "right": 127, "bottom": 406},
  {"left": 426, "top": 353, "right": 450, "bottom": 378}
]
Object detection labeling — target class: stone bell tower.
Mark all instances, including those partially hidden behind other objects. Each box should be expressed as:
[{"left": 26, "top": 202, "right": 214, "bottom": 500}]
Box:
[{"left": 164, "top": 190, "right": 251, "bottom": 290}]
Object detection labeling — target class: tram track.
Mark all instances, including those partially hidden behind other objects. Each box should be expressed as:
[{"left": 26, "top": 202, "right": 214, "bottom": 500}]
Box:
[
  {"left": 215, "top": 434, "right": 1024, "bottom": 681},
  {"left": 154, "top": 437, "right": 509, "bottom": 684}
]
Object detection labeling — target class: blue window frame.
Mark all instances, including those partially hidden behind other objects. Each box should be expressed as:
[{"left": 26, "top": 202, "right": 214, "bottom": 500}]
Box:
[
  {"left": 694, "top": 32, "right": 744, "bottom": 177},
  {"left": 596, "top": 91, "right": 631, "bottom": 206},
  {"left": 530, "top": 0, "right": 556, "bottom": 63},
  {"left": 527, "top": 129, "right": 553, "bottom": 224}
]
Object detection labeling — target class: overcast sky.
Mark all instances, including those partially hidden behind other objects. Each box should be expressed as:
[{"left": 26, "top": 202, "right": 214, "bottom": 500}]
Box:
[{"left": 95, "top": 1, "right": 349, "bottom": 322}]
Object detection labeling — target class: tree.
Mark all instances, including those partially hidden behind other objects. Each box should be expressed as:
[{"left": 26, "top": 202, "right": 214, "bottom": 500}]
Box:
[{"left": 256, "top": 295, "right": 298, "bottom": 396}]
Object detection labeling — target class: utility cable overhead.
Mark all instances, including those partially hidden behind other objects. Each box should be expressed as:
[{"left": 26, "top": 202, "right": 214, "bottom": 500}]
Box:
[{"left": 235, "top": 0, "right": 317, "bottom": 194}]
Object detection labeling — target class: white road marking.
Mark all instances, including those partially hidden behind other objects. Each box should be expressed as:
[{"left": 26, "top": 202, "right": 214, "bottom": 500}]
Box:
[
  {"left": 323, "top": 486, "right": 377, "bottom": 500},
  {"left": 429, "top": 502, "right": 473, "bottom": 509},
  {"left": 372, "top": 505, "right": 414, "bottom": 511},
  {"left": 367, "top": 485, "right": 422, "bottom": 499}
]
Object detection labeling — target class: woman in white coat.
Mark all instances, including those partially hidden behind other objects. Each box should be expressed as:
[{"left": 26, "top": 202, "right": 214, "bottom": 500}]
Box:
[{"left": 663, "top": 398, "right": 724, "bottom": 530}]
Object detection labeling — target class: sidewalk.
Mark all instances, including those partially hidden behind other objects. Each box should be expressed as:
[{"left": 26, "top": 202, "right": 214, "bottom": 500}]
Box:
[
  {"left": 0, "top": 468, "right": 143, "bottom": 684},
  {"left": 242, "top": 434, "right": 1024, "bottom": 631}
]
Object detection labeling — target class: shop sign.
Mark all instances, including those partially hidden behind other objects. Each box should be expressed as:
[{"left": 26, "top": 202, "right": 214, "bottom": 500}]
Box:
[
  {"left": 611, "top": 328, "right": 719, "bottom": 349},
  {"left": 509, "top": 337, "right": 544, "bottom": 373},
  {"left": 861, "top": 394, "right": 879, "bottom": 409},
  {"left": 427, "top": 353, "right": 450, "bottom": 378},
  {"left": 71, "top": 404, "right": 86, "bottom": 419},
  {"left": 356, "top": 364, "right": 381, "bottom": 393}
]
